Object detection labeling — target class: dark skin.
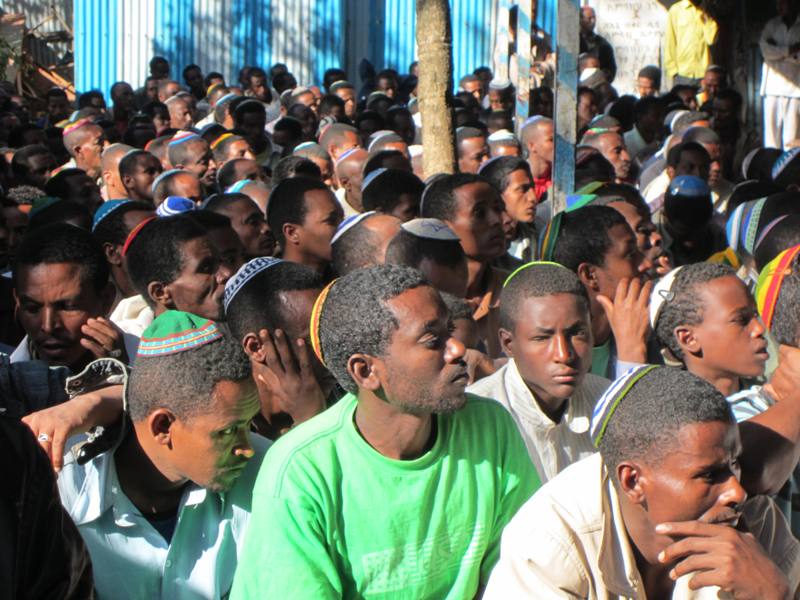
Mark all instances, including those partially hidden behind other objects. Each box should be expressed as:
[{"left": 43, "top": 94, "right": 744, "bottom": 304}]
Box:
[
  {"left": 122, "top": 155, "right": 163, "bottom": 201},
  {"left": 281, "top": 189, "right": 344, "bottom": 274},
  {"left": 103, "top": 209, "right": 155, "bottom": 299},
  {"left": 349, "top": 285, "right": 469, "bottom": 460},
  {"left": 616, "top": 421, "right": 788, "bottom": 599}
]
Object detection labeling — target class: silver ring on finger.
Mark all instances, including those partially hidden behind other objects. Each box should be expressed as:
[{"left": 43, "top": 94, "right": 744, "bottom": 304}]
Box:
[{"left": 38, "top": 432, "right": 51, "bottom": 443}]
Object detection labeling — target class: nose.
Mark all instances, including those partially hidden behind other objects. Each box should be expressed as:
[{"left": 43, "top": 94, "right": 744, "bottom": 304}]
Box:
[
  {"left": 649, "top": 228, "right": 663, "bottom": 249},
  {"left": 750, "top": 315, "right": 766, "bottom": 338},
  {"left": 259, "top": 220, "right": 269, "bottom": 235},
  {"left": 233, "top": 430, "right": 254, "bottom": 459},
  {"left": 41, "top": 307, "right": 59, "bottom": 334},
  {"left": 216, "top": 263, "right": 233, "bottom": 285},
  {"left": 553, "top": 334, "right": 571, "bottom": 363},
  {"left": 720, "top": 472, "right": 747, "bottom": 508},
  {"left": 445, "top": 335, "right": 466, "bottom": 363}
]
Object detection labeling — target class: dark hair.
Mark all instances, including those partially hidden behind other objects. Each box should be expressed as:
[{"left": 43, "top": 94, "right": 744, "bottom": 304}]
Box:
[
  {"left": 654, "top": 262, "right": 735, "bottom": 360},
  {"left": 125, "top": 215, "right": 206, "bottom": 307},
  {"left": 11, "top": 144, "right": 52, "bottom": 183},
  {"left": 714, "top": 88, "right": 743, "bottom": 113},
  {"left": 552, "top": 205, "right": 629, "bottom": 271},
  {"left": 384, "top": 227, "right": 466, "bottom": 271},
  {"left": 479, "top": 157, "right": 531, "bottom": 194},
  {"left": 266, "top": 176, "right": 328, "bottom": 246},
  {"left": 204, "top": 71, "right": 225, "bottom": 87},
  {"left": 575, "top": 146, "right": 616, "bottom": 188},
  {"left": 226, "top": 262, "right": 323, "bottom": 341},
  {"left": 592, "top": 182, "right": 650, "bottom": 216},
  {"left": 78, "top": 90, "right": 105, "bottom": 109},
  {"left": 13, "top": 223, "right": 109, "bottom": 292},
  {"left": 184, "top": 209, "right": 232, "bottom": 231},
  {"left": 127, "top": 333, "right": 251, "bottom": 422},
  {"left": 771, "top": 251, "right": 800, "bottom": 346},
  {"left": 319, "top": 94, "right": 345, "bottom": 117},
  {"left": 319, "top": 264, "right": 428, "bottom": 392},
  {"left": 331, "top": 215, "right": 388, "bottom": 276},
  {"left": 441, "top": 292, "right": 473, "bottom": 321},
  {"left": 27, "top": 200, "right": 92, "bottom": 231},
  {"left": 361, "top": 169, "right": 423, "bottom": 214},
  {"left": 118, "top": 150, "right": 157, "bottom": 179},
  {"left": 754, "top": 215, "right": 800, "bottom": 272},
  {"left": 420, "top": 173, "right": 487, "bottom": 221},
  {"left": 634, "top": 96, "right": 664, "bottom": 121},
  {"left": 598, "top": 367, "right": 733, "bottom": 474},
  {"left": 637, "top": 65, "right": 662, "bottom": 88},
  {"left": 92, "top": 201, "right": 154, "bottom": 247},
  {"left": 182, "top": 64, "right": 201, "bottom": 78},
  {"left": 363, "top": 150, "right": 411, "bottom": 176},
  {"left": 272, "top": 156, "right": 322, "bottom": 186},
  {"left": 667, "top": 141, "right": 710, "bottom": 169},
  {"left": 46, "top": 88, "right": 68, "bottom": 100},
  {"left": 216, "top": 158, "right": 257, "bottom": 191},
  {"left": 499, "top": 263, "right": 589, "bottom": 331},
  {"left": 323, "top": 68, "right": 347, "bottom": 90}
]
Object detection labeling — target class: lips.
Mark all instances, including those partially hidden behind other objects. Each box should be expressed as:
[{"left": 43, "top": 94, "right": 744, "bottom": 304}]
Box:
[{"left": 450, "top": 369, "right": 470, "bottom": 385}]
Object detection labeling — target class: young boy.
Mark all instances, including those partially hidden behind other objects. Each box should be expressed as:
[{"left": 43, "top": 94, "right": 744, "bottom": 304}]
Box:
[{"left": 469, "top": 261, "right": 610, "bottom": 481}]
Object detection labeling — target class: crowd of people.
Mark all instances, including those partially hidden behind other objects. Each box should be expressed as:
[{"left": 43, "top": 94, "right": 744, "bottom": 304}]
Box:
[{"left": 5, "top": 0, "right": 800, "bottom": 598}]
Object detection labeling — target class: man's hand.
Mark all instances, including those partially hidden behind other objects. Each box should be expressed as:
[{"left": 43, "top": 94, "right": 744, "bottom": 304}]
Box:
[
  {"left": 22, "top": 385, "right": 124, "bottom": 471},
  {"left": 656, "top": 521, "right": 790, "bottom": 600},
  {"left": 654, "top": 254, "right": 672, "bottom": 278},
  {"left": 763, "top": 344, "right": 800, "bottom": 404},
  {"left": 597, "top": 278, "right": 653, "bottom": 364},
  {"left": 464, "top": 348, "right": 497, "bottom": 384},
  {"left": 80, "top": 317, "right": 127, "bottom": 362},
  {"left": 255, "top": 329, "right": 326, "bottom": 430}
]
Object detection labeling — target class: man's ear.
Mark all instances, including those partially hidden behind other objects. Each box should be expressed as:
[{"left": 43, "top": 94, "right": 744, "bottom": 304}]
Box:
[
  {"left": 617, "top": 461, "right": 647, "bottom": 505},
  {"left": 347, "top": 353, "right": 382, "bottom": 391},
  {"left": 242, "top": 331, "right": 266, "bottom": 363},
  {"left": 121, "top": 173, "right": 134, "bottom": 192},
  {"left": 498, "top": 327, "right": 515, "bottom": 358},
  {"left": 148, "top": 409, "right": 176, "bottom": 446},
  {"left": 283, "top": 222, "right": 301, "bottom": 247},
  {"left": 102, "top": 169, "right": 113, "bottom": 186},
  {"left": 104, "top": 241, "right": 123, "bottom": 267},
  {"left": 148, "top": 280, "right": 172, "bottom": 309},
  {"left": 666, "top": 166, "right": 676, "bottom": 180},
  {"left": 674, "top": 325, "right": 700, "bottom": 356},
  {"left": 576, "top": 262, "right": 600, "bottom": 292}
]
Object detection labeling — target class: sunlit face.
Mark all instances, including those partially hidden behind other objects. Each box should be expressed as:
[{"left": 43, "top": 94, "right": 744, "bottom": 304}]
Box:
[
  {"left": 458, "top": 136, "right": 490, "bottom": 174},
  {"left": 447, "top": 182, "right": 506, "bottom": 262},
  {"left": 164, "top": 237, "right": 232, "bottom": 320},
  {"left": 501, "top": 168, "right": 538, "bottom": 223},
  {"left": 163, "top": 378, "right": 261, "bottom": 492}
]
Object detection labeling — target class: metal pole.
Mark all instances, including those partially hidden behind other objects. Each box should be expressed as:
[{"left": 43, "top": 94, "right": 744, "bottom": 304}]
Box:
[
  {"left": 551, "top": 0, "right": 580, "bottom": 214},
  {"left": 515, "top": 0, "right": 533, "bottom": 134}
]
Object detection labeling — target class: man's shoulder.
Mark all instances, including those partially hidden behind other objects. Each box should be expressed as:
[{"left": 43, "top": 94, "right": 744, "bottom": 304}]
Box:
[{"left": 466, "top": 363, "right": 509, "bottom": 398}]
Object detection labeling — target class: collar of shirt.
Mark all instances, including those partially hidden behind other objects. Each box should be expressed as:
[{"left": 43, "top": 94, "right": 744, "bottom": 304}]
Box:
[{"left": 470, "top": 266, "right": 504, "bottom": 322}]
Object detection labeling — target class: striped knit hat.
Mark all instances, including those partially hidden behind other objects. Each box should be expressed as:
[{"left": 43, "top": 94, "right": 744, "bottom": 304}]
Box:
[
  {"left": 756, "top": 244, "right": 800, "bottom": 331},
  {"left": 590, "top": 364, "right": 659, "bottom": 447},
  {"left": 137, "top": 310, "right": 223, "bottom": 358}
]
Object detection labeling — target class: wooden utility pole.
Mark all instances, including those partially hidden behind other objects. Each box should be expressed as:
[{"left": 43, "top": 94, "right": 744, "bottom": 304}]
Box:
[
  {"left": 416, "top": 0, "right": 456, "bottom": 176},
  {"left": 515, "top": 0, "right": 534, "bottom": 135}
]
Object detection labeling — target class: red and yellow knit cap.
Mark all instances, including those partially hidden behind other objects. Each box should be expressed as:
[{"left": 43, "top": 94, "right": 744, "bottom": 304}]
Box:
[{"left": 309, "top": 279, "right": 338, "bottom": 368}]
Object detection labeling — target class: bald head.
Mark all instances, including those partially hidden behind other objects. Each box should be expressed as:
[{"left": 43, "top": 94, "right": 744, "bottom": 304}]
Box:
[
  {"left": 239, "top": 180, "right": 272, "bottom": 213},
  {"left": 521, "top": 117, "right": 554, "bottom": 169},
  {"left": 166, "top": 95, "right": 193, "bottom": 130},
  {"left": 63, "top": 122, "right": 106, "bottom": 179},
  {"left": 320, "top": 123, "right": 360, "bottom": 161},
  {"left": 335, "top": 148, "right": 369, "bottom": 209},
  {"left": 158, "top": 80, "right": 181, "bottom": 103},
  {"left": 101, "top": 143, "right": 135, "bottom": 198},
  {"left": 153, "top": 170, "right": 202, "bottom": 206}
]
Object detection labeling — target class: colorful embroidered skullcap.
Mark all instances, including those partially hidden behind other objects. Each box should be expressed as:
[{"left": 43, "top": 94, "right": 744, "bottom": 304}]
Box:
[
  {"left": 756, "top": 244, "right": 800, "bottom": 331},
  {"left": 361, "top": 168, "right": 388, "bottom": 193},
  {"left": 335, "top": 146, "right": 360, "bottom": 165},
  {"left": 537, "top": 211, "right": 565, "bottom": 261},
  {"left": 503, "top": 261, "right": 566, "bottom": 288},
  {"left": 121, "top": 215, "right": 157, "bottom": 256},
  {"left": 590, "top": 364, "right": 659, "bottom": 447},
  {"left": 648, "top": 267, "right": 684, "bottom": 329},
  {"left": 400, "top": 218, "right": 459, "bottom": 240},
  {"left": 725, "top": 198, "right": 766, "bottom": 255},
  {"left": 168, "top": 131, "right": 201, "bottom": 147},
  {"left": 755, "top": 215, "right": 790, "bottom": 255},
  {"left": 210, "top": 132, "right": 233, "bottom": 149},
  {"left": 156, "top": 196, "right": 196, "bottom": 217},
  {"left": 137, "top": 310, "right": 223, "bottom": 358},
  {"left": 487, "top": 129, "right": 517, "bottom": 143},
  {"left": 706, "top": 247, "right": 741, "bottom": 269},
  {"left": 225, "top": 179, "right": 251, "bottom": 194},
  {"left": 62, "top": 118, "right": 93, "bottom": 137},
  {"left": 331, "top": 211, "right": 376, "bottom": 245},
  {"left": 92, "top": 199, "right": 131, "bottom": 231},
  {"left": 329, "top": 80, "right": 354, "bottom": 93},
  {"left": 309, "top": 279, "right": 338, "bottom": 367},
  {"left": 223, "top": 257, "right": 283, "bottom": 312}
]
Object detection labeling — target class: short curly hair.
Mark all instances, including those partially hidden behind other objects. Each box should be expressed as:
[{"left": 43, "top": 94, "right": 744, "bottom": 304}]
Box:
[
  {"left": 598, "top": 366, "right": 733, "bottom": 476},
  {"left": 771, "top": 252, "right": 800, "bottom": 347},
  {"left": 319, "top": 264, "right": 428, "bottom": 393},
  {"left": 127, "top": 333, "right": 252, "bottom": 422},
  {"left": 653, "top": 262, "right": 736, "bottom": 360}
]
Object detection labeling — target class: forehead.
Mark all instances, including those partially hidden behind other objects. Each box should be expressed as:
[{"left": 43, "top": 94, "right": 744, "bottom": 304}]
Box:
[
  {"left": 607, "top": 222, "right": 636, "bottom": 249},
  {"left": 657, "top": 420, "right": 739, "bottom": 470},
  {"left": 599, "top": 132, "right": 624, "bottom": 148},
  {"left": 696, "top": 275, "right": 750, "bottom": 311},
  {"left": 385, "top": 285, "right": 446, "bottom": 332},
  {"left": 304, "top": 188, "right": 337, "bottom": 210},
  {"left": 17, "top": 261, "right": 90, "bottom": 293},
  {"left": 178, "top": 235, "right": 213, "bottom": 261},
  {"left": 454, "top": 181, "right": 497, "bottom": 209},
  {"left": 516, "top": 293, "right": 588, "bottom": 326},
  {"left": 198, "top": 378, "right": 260, "bottom": 425},
  {"left": 174, "top": 175, "right": 201, "bottom": 193}
]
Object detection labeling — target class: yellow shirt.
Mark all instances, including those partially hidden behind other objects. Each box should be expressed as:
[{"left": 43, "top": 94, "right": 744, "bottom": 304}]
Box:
[
  {"left": 485, "top": 453, "right": 800, "bottom": 599},
  {"left": 664, "top": 0, "right": 719, "bottom": 79}
]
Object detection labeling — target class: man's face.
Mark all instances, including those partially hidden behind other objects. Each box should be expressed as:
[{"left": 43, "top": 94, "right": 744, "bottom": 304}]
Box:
[
  {"left": 145, "top": 79, "right": 160, "bottom": 101},
  {"left": 596, "top": 133, "right": 631, "bottom": 181},
  {"left": 249, "top": 76, "right": 269, "bottom": 102},
  {"left": 677, "top": 88, "right": 699, "bottom": 111},
  {"left": 593, "top": 223, "right": 647, "bottom": 298},
  {"left": 703, "top": 71, "right": 723, "bottom": 99},
  {"left": 113, "top": 83, "right": 135, "bottom": 111},
  {"left": 166, "top": 237, "right": 231, "bottom": 320},
  {"left": 184, "top": 68, "right": 204, "bottom": 92},
  {"left": 47, "top": 95, "right": 70, "bottom": 121},
  {"left": 671, "top": 148, "right": 711, "bottom": 181},
  {"left": 580, "top": 6, "right": 596, "bottom": 33},
  {"left": 25, "top": 152, "right": 56, "bottom": 188},
  {"left": 296, "top": 189, "right": 344, "bottom": 262},
  {"left": 307, "top": 156, "right": 333, "bottom": 187},
  {"left": 502, "top": 168, "right": 538, "bottom": 223},
  {"left": 577, "top": 93, "right": 598, "bottom": 127},
  {"left": 463, "top": 80, "right": 483, "bottom": 103},
  {"left": 225, "top": 198, "right": 273, "bottom": 258},
  {"left": 376, "top": 76, "right": 397, "bottom": 99},
  {"left": 335, "top": 87, "right": 357, "bottom": 118},
  {"left": 14, "top": 262, "right": 107, "bottom": 370},
  {"left": 378, "top": 286, "right": 469, "bottom": 415},
  {"left": 224, "top": 139, "right": 255, "bottom": 163},
  {"left": 170, "top": 173, "right": 203, "bottom": 205},
  {"left": 76, "top": 126, "right": 107, "bottom": 179},
  {"left": 489, "top": 89, "right": 513, "bottom": 112},
  {"left": 458, "top": 136, "right": 490, "bottom": 174},
  {"left": 635, "top": 421, "right": 746, "bottom": 548},
  {"left": 182, "top": 139, "right": 217, "bottom": 186},
  {"left": 206, "top": 225, "right": 246, "bottom": 273},
  {"left": 126, "top": 155, "right": 163, "bottom": 200},
  {"left": 386, "top": 192, "right": 419, "bottom": 222},
  {"left": 637, "top": 77, "right": 657, "bottom": 98},
  {"left": 712, "top": 97, "right": 737, "bottom": 127},
  {"left": 166, "top": 378, "right": 261, "bottom": 492},
  {"left": 503, "top": 294, "right": 593, "bottom": 407},
  {"left": 169, "top": 99, "right": 194, "bottom": 130},
  {"left": 529, "top": 122, "right": 555, "bottom": 165},
  {"left": 448, "top": 182, "right": 506, "bottom": 262},
  {"left": 66, "top": 173, "right": 104, "bottom": 213},
  {"left": 607, "top": 201, "right": 664, "bottom": 278},
  {"left": 238, "top": 111, "right": 267, "bottom": 146},
  {"left": 3, "top": 205, "right": 27, "bottom": 263},
  {"left": 391, "top": 114, "right": 416, "bottom": 146},
  {"left": 150, "top": 60, "right": 169, "bottom": 79},
  {"left": 686, "top": 276, "right": 768, "bottom": 379},
  {"left": 702, "top": 143, "right": 722, "bottom": 186}
]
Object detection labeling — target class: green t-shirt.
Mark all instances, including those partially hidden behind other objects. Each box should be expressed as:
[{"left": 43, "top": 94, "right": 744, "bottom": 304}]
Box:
[
  {"left": 231, "top": 393, "right": 540, "bottom": 599},
  {"left": 591, "top": 339, "right": 612, "bottom": 378}
]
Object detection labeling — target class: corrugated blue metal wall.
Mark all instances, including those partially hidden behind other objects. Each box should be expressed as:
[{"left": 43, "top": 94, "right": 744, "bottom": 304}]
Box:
[{"left": 68, "top": 0, "right": 557, "bottom": 97}]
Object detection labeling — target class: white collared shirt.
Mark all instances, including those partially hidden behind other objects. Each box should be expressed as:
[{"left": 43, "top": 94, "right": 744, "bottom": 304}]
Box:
[
  {"left": 468, "top": 359, "right": 610, "bottom": 482},
  {"left": 57, "top": 434, "right": 270, "bottom": 599},
  {"left": 109, "top": 294, "right": 154, "bottom": 337},
  {"left": 485, "top": 453, "right": 800, "bottom": 599}
]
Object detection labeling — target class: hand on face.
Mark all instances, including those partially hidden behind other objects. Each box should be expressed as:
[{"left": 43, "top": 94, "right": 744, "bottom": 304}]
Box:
[
  {"left": 80, "top": 317, "right": 127, "bottom": 362},
  {"left": 254, "top": 328, "right": 326, "bottom": 431},
  {"left": 597, "top": 277, "right": 653, "bottom": 364},
  {"left": 655, "top": 520, "right": 789, "bottom": 600}
]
